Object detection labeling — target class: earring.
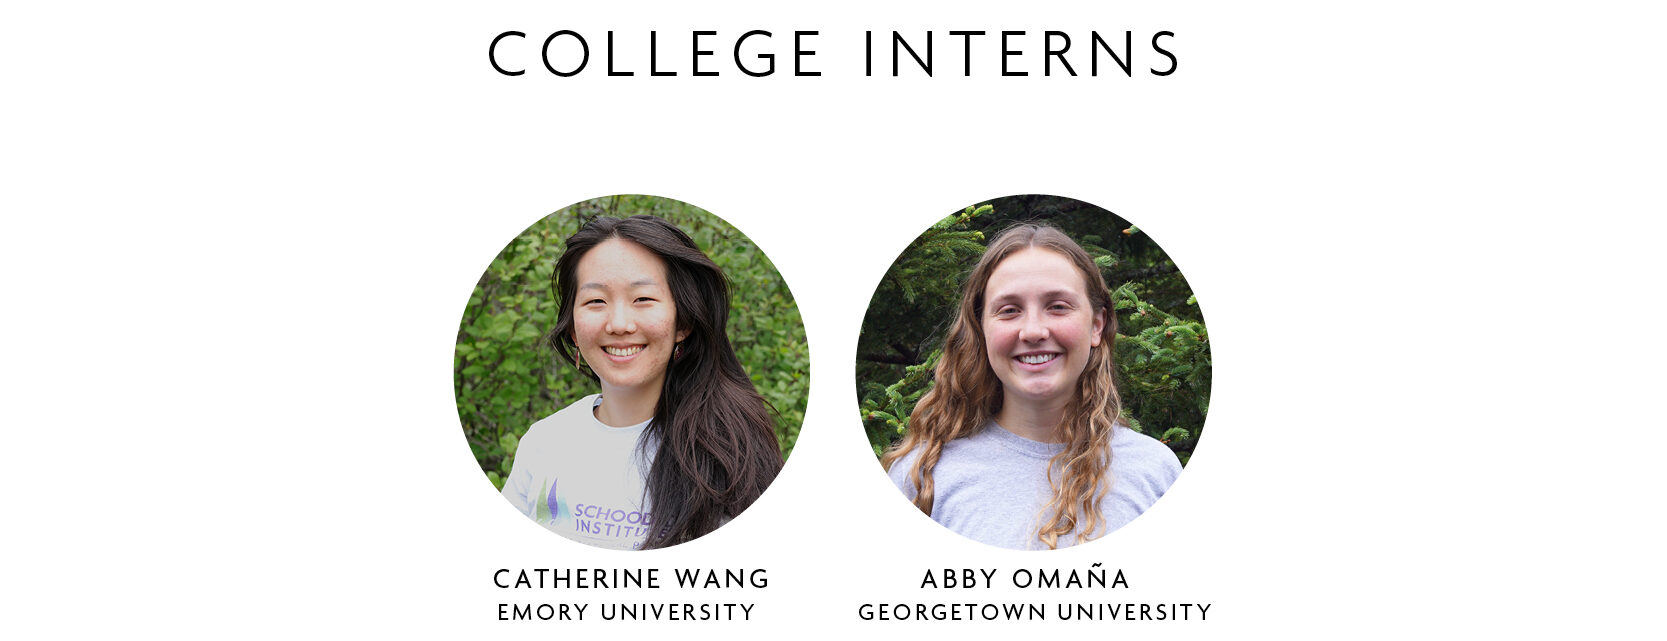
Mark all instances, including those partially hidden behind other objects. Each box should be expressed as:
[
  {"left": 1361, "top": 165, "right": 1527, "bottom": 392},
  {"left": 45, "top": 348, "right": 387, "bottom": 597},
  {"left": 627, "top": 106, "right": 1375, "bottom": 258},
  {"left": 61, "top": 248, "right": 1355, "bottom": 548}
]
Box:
[{"left": 673, "top": 341, "right": 684, "bottom": 360}]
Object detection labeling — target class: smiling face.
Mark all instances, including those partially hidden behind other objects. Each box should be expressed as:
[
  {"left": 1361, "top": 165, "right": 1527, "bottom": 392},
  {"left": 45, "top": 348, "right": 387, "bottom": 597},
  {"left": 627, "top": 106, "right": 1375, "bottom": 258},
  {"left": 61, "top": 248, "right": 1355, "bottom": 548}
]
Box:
[
  {"left": 572, "top": 238, "right": 689, "bottom": 401},
  {"left": 982, "top": 247, "right": 1106, "bottom": 414}
]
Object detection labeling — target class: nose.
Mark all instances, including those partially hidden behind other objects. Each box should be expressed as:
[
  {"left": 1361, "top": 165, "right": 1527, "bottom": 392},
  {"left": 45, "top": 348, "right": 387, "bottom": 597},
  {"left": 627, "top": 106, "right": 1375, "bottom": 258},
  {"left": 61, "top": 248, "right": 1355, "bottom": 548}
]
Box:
[
  {"left": 1018, "top": 311, "right": 1048, "bottom": 343},
  {"left": 604, "top": 303, "right": 636, "bottom": 334}
]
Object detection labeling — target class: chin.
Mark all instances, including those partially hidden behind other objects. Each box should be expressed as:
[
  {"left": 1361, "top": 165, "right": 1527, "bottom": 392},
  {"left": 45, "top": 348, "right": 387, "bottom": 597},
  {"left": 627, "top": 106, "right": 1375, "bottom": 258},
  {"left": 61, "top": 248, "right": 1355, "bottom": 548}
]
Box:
[
  {"left": 1015, "top": 381, "right": 1070, "bottom": 402},
  {"left": 601, "top": 372, "right": 653, "bottom": 389},
  {"left": 600, "top": 365, "right": 670, "bottom": 391}
]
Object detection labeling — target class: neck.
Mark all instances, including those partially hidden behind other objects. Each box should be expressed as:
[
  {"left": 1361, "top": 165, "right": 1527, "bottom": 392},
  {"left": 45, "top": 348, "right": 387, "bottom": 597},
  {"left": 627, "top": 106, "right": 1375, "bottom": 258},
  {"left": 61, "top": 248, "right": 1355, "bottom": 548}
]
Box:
[
  {"left": 594, "top": 383, "right": 662, "bottom": 427},
  {"left": 994, "top": 396, "right": 1069, "bottom": 443}
]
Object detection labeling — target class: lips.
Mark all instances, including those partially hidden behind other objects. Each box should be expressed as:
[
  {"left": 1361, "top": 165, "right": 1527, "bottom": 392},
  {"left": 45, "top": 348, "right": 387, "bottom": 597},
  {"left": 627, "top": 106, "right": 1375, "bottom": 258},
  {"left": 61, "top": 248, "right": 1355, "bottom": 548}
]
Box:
[{"left": 1014, "top": 352, "right": 1060, "bottom": 368}]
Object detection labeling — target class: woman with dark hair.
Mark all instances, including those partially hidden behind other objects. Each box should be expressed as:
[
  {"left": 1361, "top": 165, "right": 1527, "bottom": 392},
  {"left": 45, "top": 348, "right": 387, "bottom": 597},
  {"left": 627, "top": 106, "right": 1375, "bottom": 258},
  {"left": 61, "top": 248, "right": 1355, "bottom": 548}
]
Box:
[
  {"left": 884, "top": 223, "right": 1180, "bottom": 550},
  {"left": 501, "top": 215, "right": 782, "bottom": 550}
]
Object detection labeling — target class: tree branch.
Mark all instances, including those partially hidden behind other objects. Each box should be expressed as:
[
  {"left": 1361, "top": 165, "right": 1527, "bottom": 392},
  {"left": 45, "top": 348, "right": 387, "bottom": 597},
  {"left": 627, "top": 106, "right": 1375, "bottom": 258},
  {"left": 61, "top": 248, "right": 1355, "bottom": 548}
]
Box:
[
  {"left": 1109, "top": 262, "right": 1180, "bottom": 284},
  {"left": 859, "top": 352, "right": 923, "bottom": 366}
]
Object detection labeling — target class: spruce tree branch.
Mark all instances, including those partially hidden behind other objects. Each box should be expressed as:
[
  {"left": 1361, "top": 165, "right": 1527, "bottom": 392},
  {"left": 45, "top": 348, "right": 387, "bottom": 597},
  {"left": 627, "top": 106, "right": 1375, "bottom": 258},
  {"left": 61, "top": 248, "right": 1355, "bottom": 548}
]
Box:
[
  {"left": 1108, "top": 262, "right": 1180, "bottom": 284},
  {"left": 859, "top": 352, "right": 922, "bottom": 366}
]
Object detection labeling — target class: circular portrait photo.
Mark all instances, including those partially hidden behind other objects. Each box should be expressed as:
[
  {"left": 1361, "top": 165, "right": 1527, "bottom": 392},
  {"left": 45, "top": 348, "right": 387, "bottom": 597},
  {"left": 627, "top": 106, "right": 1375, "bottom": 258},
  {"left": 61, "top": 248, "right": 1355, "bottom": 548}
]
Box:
[
  {"left": 455, "top": 195, "right": 808, "bottom": 550},
  {"left": 858, "top": 195, "right": 1209, "bottom": 550}
]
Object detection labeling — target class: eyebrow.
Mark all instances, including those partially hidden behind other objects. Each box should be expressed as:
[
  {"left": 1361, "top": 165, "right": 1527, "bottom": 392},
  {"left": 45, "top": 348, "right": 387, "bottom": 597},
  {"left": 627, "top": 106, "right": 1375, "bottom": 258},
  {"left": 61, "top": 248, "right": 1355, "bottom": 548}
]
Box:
[
  {"left": 986, "top": 289, "right": 1082, "bottom": 307},
  {"left": 579, "top": 278, "right": 661, "bottom": 291},
  {"left": 986, "top": 288, "right": 1080, "bottom": 301}
]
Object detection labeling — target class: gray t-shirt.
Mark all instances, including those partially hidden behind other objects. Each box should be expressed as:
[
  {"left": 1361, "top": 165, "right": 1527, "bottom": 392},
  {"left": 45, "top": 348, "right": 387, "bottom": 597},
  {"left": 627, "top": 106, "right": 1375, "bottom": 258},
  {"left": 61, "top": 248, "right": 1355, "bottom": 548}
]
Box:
[
  {"left": 501, "top": 395, "right": 657, "bottom": 550},
  {"left": 888, "top": 421, "right": 1181, "bottom": 550}
]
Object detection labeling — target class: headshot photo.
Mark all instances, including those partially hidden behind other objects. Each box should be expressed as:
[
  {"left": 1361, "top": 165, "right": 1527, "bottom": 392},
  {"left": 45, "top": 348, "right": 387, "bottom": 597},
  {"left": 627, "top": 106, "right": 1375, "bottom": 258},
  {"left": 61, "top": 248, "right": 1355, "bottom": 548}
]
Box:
[
  {"left": 858, "top": 195, "right": 1209, "bottom": 550},
  {"left": 455, "top": 195, "right": 807, "bottom": 550}
]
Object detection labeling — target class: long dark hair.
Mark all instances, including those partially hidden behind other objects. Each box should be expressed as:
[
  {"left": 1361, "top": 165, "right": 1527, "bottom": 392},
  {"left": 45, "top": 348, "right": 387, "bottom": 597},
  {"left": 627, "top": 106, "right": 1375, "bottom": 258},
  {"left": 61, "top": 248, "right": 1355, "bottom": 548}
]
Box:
[{"left": 548, "top": 214, "right": 782, "bottom": 549}]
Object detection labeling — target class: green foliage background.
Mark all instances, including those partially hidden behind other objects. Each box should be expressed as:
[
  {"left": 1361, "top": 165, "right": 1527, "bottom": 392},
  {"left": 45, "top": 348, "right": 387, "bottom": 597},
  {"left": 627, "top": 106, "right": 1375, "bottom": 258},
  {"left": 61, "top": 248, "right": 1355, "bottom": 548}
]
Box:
[
  {"left": 857, "top": 196, "right": 1210, "bottom": 465},
  {"left": 455, "top": 195, "right": 809, "bottom": 490}
]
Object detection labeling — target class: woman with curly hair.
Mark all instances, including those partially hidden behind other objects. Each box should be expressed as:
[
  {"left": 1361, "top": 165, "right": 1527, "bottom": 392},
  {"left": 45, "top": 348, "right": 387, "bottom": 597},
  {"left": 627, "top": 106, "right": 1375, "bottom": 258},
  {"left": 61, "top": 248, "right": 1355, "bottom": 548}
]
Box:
[
  {"left": 884, "top": 223, "right": 1180, "bottom": 550},
  {"left": 501, "top": 215, "right": 781, "bottom": 550}
]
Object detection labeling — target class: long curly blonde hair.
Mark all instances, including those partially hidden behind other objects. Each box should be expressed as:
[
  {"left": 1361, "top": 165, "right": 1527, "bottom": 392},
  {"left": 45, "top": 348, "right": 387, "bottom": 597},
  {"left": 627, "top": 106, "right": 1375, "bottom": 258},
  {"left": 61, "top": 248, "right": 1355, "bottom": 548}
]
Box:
[{"left": 882, "top": 224, "right": 1121, "bottom": 549}]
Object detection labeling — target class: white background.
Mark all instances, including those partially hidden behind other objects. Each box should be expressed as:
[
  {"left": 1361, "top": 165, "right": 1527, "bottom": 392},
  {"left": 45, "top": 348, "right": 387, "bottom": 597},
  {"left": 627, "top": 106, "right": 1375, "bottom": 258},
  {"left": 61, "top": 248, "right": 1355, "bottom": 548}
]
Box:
[{"left": 5, "top": 1, "right": 1664, "bottom": 638}]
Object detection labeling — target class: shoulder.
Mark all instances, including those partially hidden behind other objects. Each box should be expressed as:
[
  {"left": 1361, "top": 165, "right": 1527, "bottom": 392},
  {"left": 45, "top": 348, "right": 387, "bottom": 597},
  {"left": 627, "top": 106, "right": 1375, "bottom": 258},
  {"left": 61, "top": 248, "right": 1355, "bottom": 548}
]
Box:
[
  {"left": 885, "top": 446, "right": 923, "bottom": 495},
  {"left": 518, "top": 394, "right": 601, "bottom": 449},
  {"left": 937, "top": 426, "right": 1009, "bottom": 466},
  {"left": 886, "top": 436, "right": 984, "bottom": 496},
  {"left": 891, "top": 427, "right": 1012, "bottom": 487},
  {"left": 1109, "top": 425, "right": 1183, "bottom": 491}
]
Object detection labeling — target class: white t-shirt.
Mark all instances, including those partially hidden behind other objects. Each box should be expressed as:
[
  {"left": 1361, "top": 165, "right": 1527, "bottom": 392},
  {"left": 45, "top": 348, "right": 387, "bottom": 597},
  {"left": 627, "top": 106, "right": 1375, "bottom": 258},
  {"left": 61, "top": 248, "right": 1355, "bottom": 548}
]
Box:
[
  {"left": 889, "top": 421, "right": 1181, "bottom": 549},
  {"left": 501, "top": 395, "right": 658, "bottom": 550}
]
